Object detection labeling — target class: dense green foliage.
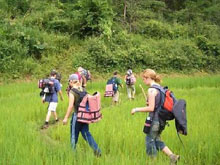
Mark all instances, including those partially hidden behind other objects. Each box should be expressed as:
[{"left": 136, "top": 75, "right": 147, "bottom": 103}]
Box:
[
  {"left": 1, "top": 75, "right": 220, "bottom": 164},
  {"left": 0, "top": 0, "right": 220, "bottom": 79}
]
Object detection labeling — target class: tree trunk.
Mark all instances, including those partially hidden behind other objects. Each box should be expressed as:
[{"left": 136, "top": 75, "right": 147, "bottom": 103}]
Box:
[{"left": 124, "top": 0, "right": 127, "bottom": 21}]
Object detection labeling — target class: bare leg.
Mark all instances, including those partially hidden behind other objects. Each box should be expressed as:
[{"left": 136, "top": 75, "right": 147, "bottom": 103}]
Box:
[
  {"left": 162, "top": 146, "right": 173, "bottom": 156},
  {"left": 52, "top": 112, "right": 58, "bottom": 120},
  {"left": 162, "top": 146, "right": 180, "bottom": 165},
  {"left": 132, "top": 89, "right": 135, "bottom": 99},
  {"left": 41, "top": 111, "right": 51, "bottom": 129},
  {"left": 46, "top": 111, "right": 51, "bottom": 122}
]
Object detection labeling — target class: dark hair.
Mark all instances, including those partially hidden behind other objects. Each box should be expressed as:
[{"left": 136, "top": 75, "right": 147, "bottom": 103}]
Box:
[
  {"left": 50, "top": 70, "right": 57, "bottom": 76},
  {"left": 113, "top": 71, "right": 118, "bottom": 75}
]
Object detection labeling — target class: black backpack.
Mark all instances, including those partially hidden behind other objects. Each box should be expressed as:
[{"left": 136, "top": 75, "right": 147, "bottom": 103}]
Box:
[
  {"left": 126, "top": 76, "right": 131, "bottom": 85},
  {"left": 38, "top": 78, "right": 56, "bottom": 97},
  {"left": 71, "top": 88, "right": 87, "bottom": 112},
  {"left": 82, "top": 69, "right": 91, "bottom": 81}
]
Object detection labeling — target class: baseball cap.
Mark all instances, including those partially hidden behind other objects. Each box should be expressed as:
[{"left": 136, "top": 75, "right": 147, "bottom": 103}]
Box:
[
  {"left": 127, "top": 69, "right": 132, "bottom": 75},
  {"left": 69, "top": 74, "right": 79, "bottom": 81}
]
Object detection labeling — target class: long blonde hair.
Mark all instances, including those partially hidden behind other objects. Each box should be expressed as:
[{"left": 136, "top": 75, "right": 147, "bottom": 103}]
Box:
[{"left": 142, "top": 69, "right": 161, "bottom": 83}]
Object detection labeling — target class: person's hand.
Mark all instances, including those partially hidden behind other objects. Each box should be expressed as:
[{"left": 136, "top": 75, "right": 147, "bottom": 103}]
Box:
[
  {"left": 63, "top": 118, "right": 68, "bottom": 125},
  {"left": 131, "top": 108, "right": 136, "bottom": 115},
  {"left": 146, "top": 101, "right": 149, "bottom": 106},
  {"left": 41, "top": 98, "right": 45, "bottom": 104}
]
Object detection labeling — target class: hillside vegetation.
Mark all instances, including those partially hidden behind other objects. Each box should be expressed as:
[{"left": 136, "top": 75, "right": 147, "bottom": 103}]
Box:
[{"left": 0, "top": 0, "right": 220, "bottom": 79}]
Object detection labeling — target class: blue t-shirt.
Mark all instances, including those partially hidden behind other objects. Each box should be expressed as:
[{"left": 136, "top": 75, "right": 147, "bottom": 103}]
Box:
[{"left": 45, "top": 78, "right": 61, "bottom": 103}]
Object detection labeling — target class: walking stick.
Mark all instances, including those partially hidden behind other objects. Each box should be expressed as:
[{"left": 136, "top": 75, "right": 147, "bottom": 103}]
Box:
[{"left": 139, "top": 84, "right": 147, "bottom": 100}]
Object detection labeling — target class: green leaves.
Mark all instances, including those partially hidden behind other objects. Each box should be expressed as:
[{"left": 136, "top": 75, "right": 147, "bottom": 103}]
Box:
[{"left": 71, "top": 0, "right": 113, "bottom": 38}]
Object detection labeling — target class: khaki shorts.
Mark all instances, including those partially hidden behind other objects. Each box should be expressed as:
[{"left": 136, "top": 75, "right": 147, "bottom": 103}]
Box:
[
  {"left": 113, "top": 91, "right": 119, "bottom": 102},
  {"left": 48, "top": 102, "right": 58, "bottom": 112}
]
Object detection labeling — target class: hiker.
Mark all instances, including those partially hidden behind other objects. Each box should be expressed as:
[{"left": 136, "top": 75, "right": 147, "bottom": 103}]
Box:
[
  {"left": 108, "top": 71, "right": 123, "bottom": 104},
  {"left": 63, "top": 74, "right": 101, "bottom": 156},
  {"left": 124, "top": 69, "right": 136, "bottom": 100},
  {"left": 41, "top": 70, "right": 64, "bottom": 129},
  {"left": 112, "top": 71, "right": 123, "bottom": 104},
  {"left": 131, "top": 69, "right": 179, "bottom": 165},
  {"left": 66, "top": 67, "right": 85, "bottom": 95},
  {"left": 77, "top": 67, "right": 91, "bottom": 88}
]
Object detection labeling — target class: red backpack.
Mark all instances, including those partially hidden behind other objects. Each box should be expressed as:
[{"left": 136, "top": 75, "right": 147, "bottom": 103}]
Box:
[{"left": 151, "top": 85, "right": 176, "bottom": 114}]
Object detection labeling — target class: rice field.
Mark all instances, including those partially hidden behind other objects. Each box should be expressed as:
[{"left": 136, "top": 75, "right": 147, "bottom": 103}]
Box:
[{"left": 0, "top": 75, "right": 220, "bottom": 165}]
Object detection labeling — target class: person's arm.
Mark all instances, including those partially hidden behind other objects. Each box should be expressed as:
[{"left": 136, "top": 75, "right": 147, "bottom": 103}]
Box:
[
  {"left": 131, "top": 88, "right": 157, "bottom": 115},
  {"left": 133, "top": 75, "right": 136, "bottom": 83},
  {"left": 118, "top": 78, "right": 123, "bottom": 88},
  {"left": 41, "top": 94, "right": 46, "bottom": 104},
  {"left": 82, "top": 75, "right": 87, "bottom": 87},
  {"left": 63, "top": 93, "right": 74, "bottom": 125},
  {"left": 56, "top": 81, "right": 63, "bottom": 101},
  {"left": 59, "top": 90, "right": 64, "bottom": 101},
  {"left": 124, "top": 75, "right": 127, "bottom": 82}
]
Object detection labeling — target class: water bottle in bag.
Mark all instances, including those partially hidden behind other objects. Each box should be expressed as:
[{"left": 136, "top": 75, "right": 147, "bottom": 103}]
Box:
[{"left": 143, "top": 117, "right": 152, "bottom": 134}]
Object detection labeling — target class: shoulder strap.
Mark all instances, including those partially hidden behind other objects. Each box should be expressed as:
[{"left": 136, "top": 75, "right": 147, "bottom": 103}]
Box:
[
  {"left": 48, "top": 78, "right": 55, "bottom": 82},
  {"left": 71, "top": 88, "right": 87, "bottom": 111},
  {"left": 150, "top": 85, "right": 166, "bottom": 94},
  {"left": 112, "top": 77, "right": 116, "bottom": 82},
  {"left": 149, "top": 85, "right": 164, "bottom": 116},
  {"left": 71, "top": 88, "right": 80, "bottom": 95},
  {"left": 71, "top": 88, "right": 87, "bottom": 96},
  {"left": 107, "top": 77, "right": 115, "bottom": 84}
]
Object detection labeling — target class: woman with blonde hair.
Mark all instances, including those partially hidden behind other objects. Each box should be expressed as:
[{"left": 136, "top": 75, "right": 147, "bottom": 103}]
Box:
[
  {"left": 131, "top": 69, "right": 179, "bottom": 165},
  {"left": 63, "top": 74, "right": 101, "bottom": 156}
]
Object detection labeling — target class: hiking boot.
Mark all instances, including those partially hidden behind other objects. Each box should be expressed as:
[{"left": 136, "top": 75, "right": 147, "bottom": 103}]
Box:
[
  {"left": 170, "top": 154, "right": 180, "bottom": 165},
  {"left": 41, "top": 124, "right": 49, "bottom": 129}
]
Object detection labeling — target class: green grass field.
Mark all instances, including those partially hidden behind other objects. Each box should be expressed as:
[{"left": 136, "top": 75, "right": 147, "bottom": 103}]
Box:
[{"left": 0, "top": 75, "right": 220, "bottom": 165}]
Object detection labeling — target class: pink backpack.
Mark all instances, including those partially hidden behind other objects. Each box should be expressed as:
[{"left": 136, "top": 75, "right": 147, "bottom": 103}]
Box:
[
  {"left": 72, "top": 89, "right": 102, "bottom": 124},
  {"left": 126, "top": 75, "right": 136, "bottom": 85},
  {"left": 104, "top": 84, "right": 114, "bottom": 97},
  {"left": 75, "top": 72, "right": 82, "bottom": 81}
]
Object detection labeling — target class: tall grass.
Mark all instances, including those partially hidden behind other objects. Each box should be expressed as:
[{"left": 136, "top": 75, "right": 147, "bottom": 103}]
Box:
[{"left": 0, "top": 75, "right": 220, "bottom": 165}]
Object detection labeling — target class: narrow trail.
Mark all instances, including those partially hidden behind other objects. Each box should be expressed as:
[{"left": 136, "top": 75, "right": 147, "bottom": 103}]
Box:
[{"left": 39, "top": 120, "right": 63, "bottom": 146}]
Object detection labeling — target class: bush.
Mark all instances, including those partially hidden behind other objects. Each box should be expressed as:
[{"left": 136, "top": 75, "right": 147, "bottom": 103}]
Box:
[
  {"left": 0, "top": 39, "right": 27, "bottom": 74},
  {"left": 0, "top": 21, "right": 70, "bottom": 76},
  {"left": 71, "top": 0, "right": 113, "bottom": 38},
  {"left": 4, "top": 0, "right": 31, "bottom": 15},
  {"left": 196, "top": 36, "right": 220, "bottom": 57},
  {"left": 196, "top": 36, "right": 220, "bottom": 71},
  {"left": 144, "top": 39, "right": 206, "bottom": 71},
  {"left": 71, "top": 33, "right": 209, "bottom": 73},
  {"left": 136, "top": 20, "right": 189, "bottom": 39},
  {"left": 72, "top": 38, "right": 115, "bottom": 72}
]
